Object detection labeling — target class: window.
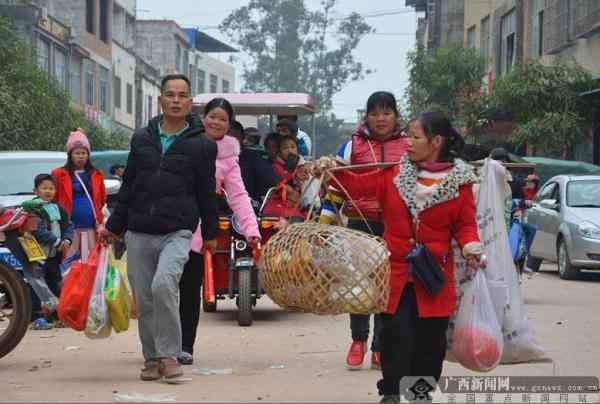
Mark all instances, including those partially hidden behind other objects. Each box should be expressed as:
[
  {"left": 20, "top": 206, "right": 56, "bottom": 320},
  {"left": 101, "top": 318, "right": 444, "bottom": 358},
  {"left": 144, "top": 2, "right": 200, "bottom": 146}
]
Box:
[
  {"left": 466, "top": 25, "right": 476, "bottom": 49},
  {"left": 480, "top": 16, "right": 490, "bottom": 62},
  {"left": 99, "top": 66, "right": 109, "bottom": 113},
  {"left": 500, "top": 9, "right": 517, "bottom": 76},
  {"left": 210, "top": 74, "right": 218, "bottom": 93},
  {"left": 114, "top": 76, "right": 122, "bottom": 109},
  {"left": 99, "top": 0, "right": 109, "bottom": 43},
  {"left": 37, "top": 39, "right": 50, "bottom": 72},
  {"left": 126, "top": 83, "right": 133, "bottom": 114},
  {"left": 197, "top": 69, "right": 206, "bottom": 93},
  {"left": 176, "top": 44, "right": 181, "bottom": 72},
  {"left": 147, "top": 95, "right": 153, "bottom": 122},
  {"left": 567, "top": 180, "right": 600, "bottom": 207},
  {"left": 222, "top": 79, "right": 230, "bottom": 93},
  {"left": 183, "top": 50, "right": 189, "bottom": 75},
  {"left": 85, "top": 60, "right": 95, "bottom": 106},
  {"left": 54, "top": 48, "right": 67, "bottom": 88},
  {"left": 70, "top": 57, "right": 82, "bottom": 103},
  {"left": 535, "top": 183, "right": 557, "bottom": 203},
  {"left": 86, "top": 0, "right": 95, "bottom": 34}
]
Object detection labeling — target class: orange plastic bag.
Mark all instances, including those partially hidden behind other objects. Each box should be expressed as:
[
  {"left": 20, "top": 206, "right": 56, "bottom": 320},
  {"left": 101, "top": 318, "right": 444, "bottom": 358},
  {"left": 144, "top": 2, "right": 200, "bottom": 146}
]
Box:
[{"left": 58, "top": 245, "right": 102, "bottom": 331}]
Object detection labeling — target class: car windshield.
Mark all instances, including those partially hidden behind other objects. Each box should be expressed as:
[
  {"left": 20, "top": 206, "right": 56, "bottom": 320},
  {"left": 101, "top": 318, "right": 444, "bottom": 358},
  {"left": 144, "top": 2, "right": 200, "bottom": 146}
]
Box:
[
  {"left": 567, "top": 180, "right": 600, "bottom": 207},
  {"left": 0, "top": 157, "right": 65, "bottom": 196}
]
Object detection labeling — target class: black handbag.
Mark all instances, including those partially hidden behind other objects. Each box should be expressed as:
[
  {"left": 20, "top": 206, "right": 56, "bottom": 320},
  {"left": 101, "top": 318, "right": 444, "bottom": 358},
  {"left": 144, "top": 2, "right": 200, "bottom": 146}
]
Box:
[{"left": 405, "top": 212, "right": 446, "bottom": 296}]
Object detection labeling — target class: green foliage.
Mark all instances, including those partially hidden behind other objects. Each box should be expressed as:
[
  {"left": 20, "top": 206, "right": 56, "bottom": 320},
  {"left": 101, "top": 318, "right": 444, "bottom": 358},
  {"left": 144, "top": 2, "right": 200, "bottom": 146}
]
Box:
[
  {"left": 405, "top": 44, "right": 487, "bottom": 134},
  {"left": 0, "top": 16, "right": 128, "bottom": 151},
  {"left": 220, "top": 0, "right": 372, "bottom": 114},
  {"left": 491, "top": 60, "right": 594, "bottom": 157}
]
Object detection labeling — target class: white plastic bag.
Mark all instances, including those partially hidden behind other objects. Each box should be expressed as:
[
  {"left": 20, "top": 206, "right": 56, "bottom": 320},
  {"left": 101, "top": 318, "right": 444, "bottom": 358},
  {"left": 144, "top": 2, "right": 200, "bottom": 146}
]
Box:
[
  {"left": 449, "top": 159, "right": 545, "bottom": 364},
  {"left": 84, "top": 246, "right": 111, "bottom": 339},
  {"left": 451, "top": 270, "right": 503, "bottom": 372}
]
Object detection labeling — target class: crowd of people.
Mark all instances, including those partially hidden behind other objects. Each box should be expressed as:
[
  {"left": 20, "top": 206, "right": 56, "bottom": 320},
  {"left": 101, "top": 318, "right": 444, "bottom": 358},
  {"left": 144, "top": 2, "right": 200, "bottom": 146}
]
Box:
[{"left": 19, "top": 73, "right": 488, "bottom": 404}]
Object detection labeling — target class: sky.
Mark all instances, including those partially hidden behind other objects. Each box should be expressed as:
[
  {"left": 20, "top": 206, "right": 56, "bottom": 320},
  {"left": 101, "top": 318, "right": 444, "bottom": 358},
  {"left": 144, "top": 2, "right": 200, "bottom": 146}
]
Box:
[{"left": 137, "top": 0, "right": 419, "bottom": 122}]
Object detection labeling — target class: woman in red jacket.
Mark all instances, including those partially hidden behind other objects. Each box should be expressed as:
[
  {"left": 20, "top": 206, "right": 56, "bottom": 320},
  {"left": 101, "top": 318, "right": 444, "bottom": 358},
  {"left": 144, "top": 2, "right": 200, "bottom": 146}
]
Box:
[
  {"left": 324, "top": 112, "right": 483, "bottom": 403},
  {"left": 52, "top": 129, "right": 106, "bottom": 262}
]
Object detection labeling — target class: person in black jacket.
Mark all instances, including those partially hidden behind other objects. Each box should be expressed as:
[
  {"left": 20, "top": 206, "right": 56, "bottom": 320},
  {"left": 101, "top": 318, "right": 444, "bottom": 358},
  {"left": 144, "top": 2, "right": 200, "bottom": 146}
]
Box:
[{"left": 99, "top": 74, "right": 218, "bottom": 381}]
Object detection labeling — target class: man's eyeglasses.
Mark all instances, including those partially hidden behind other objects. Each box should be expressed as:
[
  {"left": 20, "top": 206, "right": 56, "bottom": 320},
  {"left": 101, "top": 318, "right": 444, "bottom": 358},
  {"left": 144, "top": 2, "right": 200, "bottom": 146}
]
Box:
[{"left": 162, "top": 92, "right": 190, "bottom": 101}]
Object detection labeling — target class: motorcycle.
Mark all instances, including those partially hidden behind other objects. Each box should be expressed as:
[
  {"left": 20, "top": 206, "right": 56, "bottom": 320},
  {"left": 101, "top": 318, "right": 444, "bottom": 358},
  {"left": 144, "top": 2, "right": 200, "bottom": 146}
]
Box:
[{"left": 0, "top": 207, "right": 36, "bottom": 359}]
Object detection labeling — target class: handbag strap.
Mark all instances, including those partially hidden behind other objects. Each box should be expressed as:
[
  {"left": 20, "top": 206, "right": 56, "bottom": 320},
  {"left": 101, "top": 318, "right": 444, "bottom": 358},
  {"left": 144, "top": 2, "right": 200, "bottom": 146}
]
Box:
[{"left": 74, "top": 171, "right": 99, "bottom": 225}]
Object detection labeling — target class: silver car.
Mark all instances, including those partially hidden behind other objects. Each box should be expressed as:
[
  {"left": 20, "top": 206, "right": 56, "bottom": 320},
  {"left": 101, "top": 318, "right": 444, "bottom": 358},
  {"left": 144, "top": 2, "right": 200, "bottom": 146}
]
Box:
[{"left": 525, "top": 175, "right": 600, "bottom": 279}]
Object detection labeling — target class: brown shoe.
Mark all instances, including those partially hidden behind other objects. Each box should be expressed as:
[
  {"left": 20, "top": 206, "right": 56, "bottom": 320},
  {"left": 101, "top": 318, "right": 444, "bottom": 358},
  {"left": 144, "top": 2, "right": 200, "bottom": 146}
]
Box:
[
  {"left": 140, "top": 360, "right": 160, "bottom": 381},
  {"left": 159, "top": 357, "right": 184, "bottom": 379}
]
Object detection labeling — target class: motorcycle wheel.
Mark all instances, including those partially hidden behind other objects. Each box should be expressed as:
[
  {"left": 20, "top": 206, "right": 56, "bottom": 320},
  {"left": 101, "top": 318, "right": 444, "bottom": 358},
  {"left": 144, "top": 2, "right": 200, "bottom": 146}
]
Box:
[
  {"left": 0, "top": 261, "right": 31, "bottom": 359},
  {"left": 237, "top": 269, "right": 253, "bottom": 327}
]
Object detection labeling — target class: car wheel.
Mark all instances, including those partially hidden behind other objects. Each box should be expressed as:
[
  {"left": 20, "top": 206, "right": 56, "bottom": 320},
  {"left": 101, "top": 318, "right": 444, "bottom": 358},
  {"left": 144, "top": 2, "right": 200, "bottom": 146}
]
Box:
[
  {"left": 526, "top": 256, "right": 543, "bottom": 272},
  {"left": 557, "top": 239, "right": 580, "bottom": 280}
]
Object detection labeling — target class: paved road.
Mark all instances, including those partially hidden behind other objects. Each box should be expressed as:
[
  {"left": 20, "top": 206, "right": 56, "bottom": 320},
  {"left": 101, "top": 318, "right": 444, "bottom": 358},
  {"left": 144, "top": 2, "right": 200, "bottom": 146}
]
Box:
[{"left": 1, "top": 264, "right": 599, "bottom": 402}]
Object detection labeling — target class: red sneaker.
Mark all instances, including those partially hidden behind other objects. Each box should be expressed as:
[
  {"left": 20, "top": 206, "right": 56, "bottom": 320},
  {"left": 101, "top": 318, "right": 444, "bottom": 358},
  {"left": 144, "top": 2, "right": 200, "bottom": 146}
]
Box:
[
  {"left": 346, "top": 340, "right": 366, "bottom": 370},
  {"left": 371, "top": 351, "right": 381, "bottom": 370}
]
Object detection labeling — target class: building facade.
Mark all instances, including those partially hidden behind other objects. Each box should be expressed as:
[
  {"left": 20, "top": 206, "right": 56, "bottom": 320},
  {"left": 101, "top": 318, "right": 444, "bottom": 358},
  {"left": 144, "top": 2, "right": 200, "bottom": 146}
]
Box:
[
  {"left": 111, "top": 0, "right": 136, "bottom": 133},
  {"left": 184, "top": 28, "right": 236, "bottom": 96},
  {"left": 406, "top": 0, "right": 465, "bottom": 53},
  {"left": 136, "top": 20, "right": 192, "bottom": 78},
  {"left": 135, "top": 56, "right": 161, "bottom": 128}
]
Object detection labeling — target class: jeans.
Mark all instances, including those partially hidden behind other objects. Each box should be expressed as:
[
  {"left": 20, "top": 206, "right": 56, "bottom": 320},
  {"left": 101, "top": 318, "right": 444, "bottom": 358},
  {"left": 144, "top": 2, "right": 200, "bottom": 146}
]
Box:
[{"left": 179, "top": 251, "right": 204, "bottom": 355}]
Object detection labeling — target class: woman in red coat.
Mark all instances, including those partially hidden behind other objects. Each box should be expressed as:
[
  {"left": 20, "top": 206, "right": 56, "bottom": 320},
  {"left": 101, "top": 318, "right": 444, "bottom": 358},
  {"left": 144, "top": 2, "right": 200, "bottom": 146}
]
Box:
[
  {"left": 325, "top": 112, "right": 483, "bottom": 403},
  {"left": 52, "top": 129, "right": 106, "bottom": 262}
]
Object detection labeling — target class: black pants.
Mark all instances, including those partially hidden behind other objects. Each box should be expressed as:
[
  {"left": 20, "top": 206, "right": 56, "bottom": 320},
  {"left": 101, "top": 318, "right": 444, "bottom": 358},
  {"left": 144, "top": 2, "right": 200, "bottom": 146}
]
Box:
[
  {"left": 347, "top": 218, "right": 384, "bottom": 352},
  {"left": 378, "top": 284, "right": 449, "bottom": 396},
  {"left": 44, "top": 254, "right": 62, "bottom": 297},
  {"left": 179, "top": 251, "right": 204, "bottom": 355},
  {"left": 351, "top": 313, "right": 383, "bottom": 352}
]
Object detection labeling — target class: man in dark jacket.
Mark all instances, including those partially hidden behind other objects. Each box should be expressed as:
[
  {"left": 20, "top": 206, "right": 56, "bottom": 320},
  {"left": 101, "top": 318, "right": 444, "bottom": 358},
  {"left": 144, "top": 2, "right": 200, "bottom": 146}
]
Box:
[{"left": 99, "top": 74, "right": 218, "bottom": 381}]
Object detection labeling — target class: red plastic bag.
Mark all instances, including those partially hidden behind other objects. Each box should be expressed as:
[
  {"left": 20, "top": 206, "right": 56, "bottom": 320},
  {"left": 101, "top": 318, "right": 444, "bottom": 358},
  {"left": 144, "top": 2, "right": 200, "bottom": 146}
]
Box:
[
  {"left": 451, "top": 270, "right": 503, "bottom": 372},
  {"left": 57, "top": 245, "right": 103, "bottom": 331}
]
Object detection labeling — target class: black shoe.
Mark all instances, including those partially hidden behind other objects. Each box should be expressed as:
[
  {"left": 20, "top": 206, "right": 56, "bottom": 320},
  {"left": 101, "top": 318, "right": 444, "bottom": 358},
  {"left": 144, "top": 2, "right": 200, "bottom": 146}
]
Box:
[{"left": 177, "top": 351, "right": 193, "bottom": 365}]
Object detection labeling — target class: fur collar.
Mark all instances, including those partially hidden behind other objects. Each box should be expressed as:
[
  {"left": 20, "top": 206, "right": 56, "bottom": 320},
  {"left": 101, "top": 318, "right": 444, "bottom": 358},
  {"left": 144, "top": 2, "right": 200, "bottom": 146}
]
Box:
[
  {"left": 393, "top": 155, "right": 478, "bottom": 217},
  {"left": 216, "top": 135, "right": 240, "bottom": 160}
]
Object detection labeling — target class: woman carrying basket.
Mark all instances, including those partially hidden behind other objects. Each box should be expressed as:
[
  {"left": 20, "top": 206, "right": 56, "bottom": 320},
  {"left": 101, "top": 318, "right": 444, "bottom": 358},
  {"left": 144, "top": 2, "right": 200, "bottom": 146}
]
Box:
[{"left": 319, "top": 112, "right": 483, "bottom": 404}]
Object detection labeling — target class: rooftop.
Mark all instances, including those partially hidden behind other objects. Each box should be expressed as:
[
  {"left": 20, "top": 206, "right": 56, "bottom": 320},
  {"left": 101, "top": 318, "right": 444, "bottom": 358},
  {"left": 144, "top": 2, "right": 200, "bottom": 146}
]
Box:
[{"left": 184, "top": 28, "right": 237, "bottom": 53}]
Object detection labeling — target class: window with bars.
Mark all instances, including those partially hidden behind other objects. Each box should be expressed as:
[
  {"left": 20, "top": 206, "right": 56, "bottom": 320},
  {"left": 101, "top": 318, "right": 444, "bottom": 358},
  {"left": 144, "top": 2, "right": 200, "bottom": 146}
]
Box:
[
  {"left": 480, "top": 16, "right": 490, "bottom": 64},
  {"left": 70, "top": 57, "right": 82, "bottom": 103},
  {"left": 176, "top": 44, "right": 182, "bottom": 72},
  {"left": 85, "top": 60, "right": 95, "bottom": 106},
  {"left": 466, "top": 25, "right": 476, "bottom": 49},
  {"left": 114, "top": 76, "right": 122, "bottom": 109},
  {"left": 54, "top": 48, "right": 67, "bottom": 88},
  {"left": 222, "top": 79, "right": 230, "bottom": 93},
  {"left": 127, "top": 83, "right": 133, "bottom": 114},
  {"left": 37, "top": 39, "right": 50, "bottom": 72},
  {"left": 197, "top": 69, "right": 206, "bottom": 93},
  {"left": 147, "top": 95, "right": 153, "bottom": 122},
  {"left": 500, "top": 9, "right": 517, "bottom": 76},
  {"left": 99, "top": 66, "right": 109, "bottom": 113},
  {"left": 210, "top": 74, "right": 218, "bottom": 93}
]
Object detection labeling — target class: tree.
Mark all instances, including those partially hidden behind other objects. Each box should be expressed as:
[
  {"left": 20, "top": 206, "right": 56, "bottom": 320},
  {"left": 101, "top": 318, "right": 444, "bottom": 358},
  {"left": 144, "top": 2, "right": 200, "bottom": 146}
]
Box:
[
  {"left": 491, "top": 60, "right": 593, "bottom": 158},
  {"left": 220, "top": 0, "right": 372, "bottom": 143},
  {"left": 0, "top": 17, "right": 128, "bottom": 151},
  {"left": 405, "top": 45, "right": 487, "bottom": 137}
]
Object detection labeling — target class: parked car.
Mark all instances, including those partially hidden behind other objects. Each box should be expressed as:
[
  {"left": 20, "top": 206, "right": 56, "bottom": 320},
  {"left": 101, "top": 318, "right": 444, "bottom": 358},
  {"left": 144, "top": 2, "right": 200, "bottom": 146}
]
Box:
[
  {"left": 0, "top": 151, "right": 120, "bottom": 269},
  {"left": 524, "top": 175, "right": 600, "bottom": 279}
]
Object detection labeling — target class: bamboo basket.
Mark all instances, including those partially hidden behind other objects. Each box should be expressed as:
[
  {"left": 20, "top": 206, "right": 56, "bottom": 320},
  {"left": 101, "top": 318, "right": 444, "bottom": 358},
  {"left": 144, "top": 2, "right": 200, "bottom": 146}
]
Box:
[{"left": 258, "top": 222, "right": 390, "bottom": 315}]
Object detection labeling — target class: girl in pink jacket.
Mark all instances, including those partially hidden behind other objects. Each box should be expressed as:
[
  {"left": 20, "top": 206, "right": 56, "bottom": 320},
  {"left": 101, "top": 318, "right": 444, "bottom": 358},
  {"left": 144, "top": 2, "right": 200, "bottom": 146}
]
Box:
[{"left": 179, "top": 98, "right": 260, "bottom": 365}]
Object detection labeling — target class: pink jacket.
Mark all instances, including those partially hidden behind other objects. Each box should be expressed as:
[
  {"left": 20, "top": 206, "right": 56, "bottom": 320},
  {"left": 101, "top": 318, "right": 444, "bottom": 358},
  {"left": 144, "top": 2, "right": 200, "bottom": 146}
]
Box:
[{"left": 191, "top": 135, "right": 261, "bottom": 253}]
